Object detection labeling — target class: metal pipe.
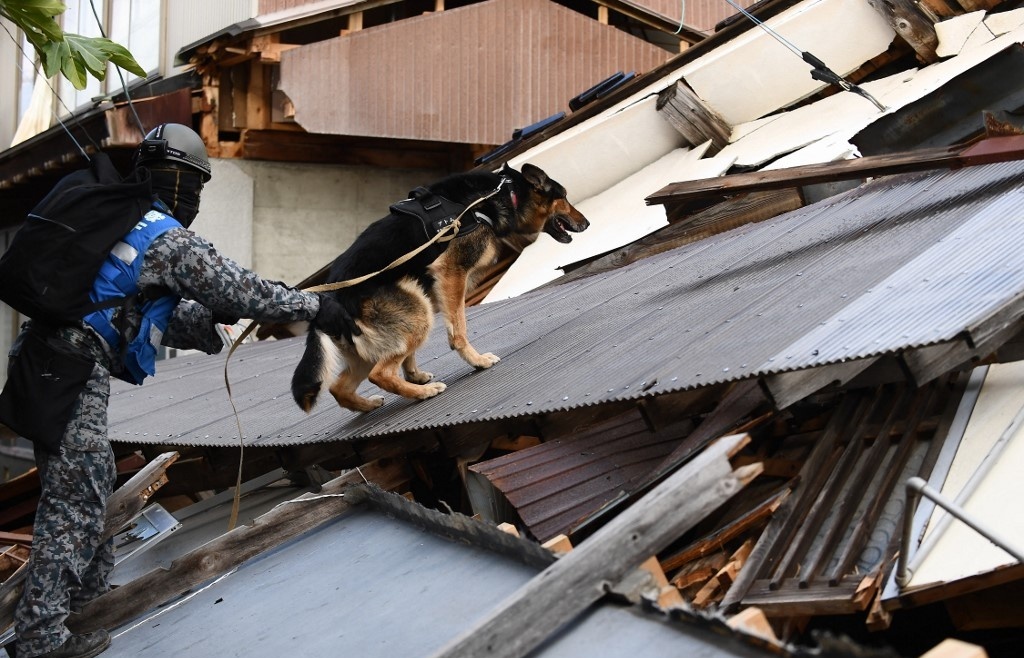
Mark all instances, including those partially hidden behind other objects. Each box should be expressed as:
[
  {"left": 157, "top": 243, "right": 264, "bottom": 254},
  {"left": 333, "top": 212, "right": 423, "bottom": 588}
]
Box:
[
  {"left": 896, "top": 476, "right": 1024, "bottom": 588},
  {"left": 905, "top": 398, "right": 1024, "bottom": 578}
]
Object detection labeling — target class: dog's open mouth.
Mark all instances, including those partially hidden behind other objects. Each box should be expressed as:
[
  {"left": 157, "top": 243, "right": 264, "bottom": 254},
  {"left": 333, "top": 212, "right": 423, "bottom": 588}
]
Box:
[{"left": 545, "top": 215, "right": 587, "bottom": 243}]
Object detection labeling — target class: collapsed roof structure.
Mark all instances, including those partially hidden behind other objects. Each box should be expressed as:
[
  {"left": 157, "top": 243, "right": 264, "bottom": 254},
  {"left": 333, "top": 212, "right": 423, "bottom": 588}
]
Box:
[{"left": 5, "top": 0, "right": 1024, "bottom": 656}]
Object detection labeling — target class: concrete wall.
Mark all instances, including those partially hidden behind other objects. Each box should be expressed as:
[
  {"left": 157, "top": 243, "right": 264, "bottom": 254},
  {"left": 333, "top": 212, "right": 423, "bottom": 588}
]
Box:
[{"left": 200, "top": 160, "right": 445, "bottom": 286}]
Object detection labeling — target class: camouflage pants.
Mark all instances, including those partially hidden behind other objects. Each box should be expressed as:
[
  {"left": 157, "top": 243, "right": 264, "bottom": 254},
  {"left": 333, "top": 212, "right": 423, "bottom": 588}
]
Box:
[{"left": 14, "top": 363, "right": 116, "bottom": 658}]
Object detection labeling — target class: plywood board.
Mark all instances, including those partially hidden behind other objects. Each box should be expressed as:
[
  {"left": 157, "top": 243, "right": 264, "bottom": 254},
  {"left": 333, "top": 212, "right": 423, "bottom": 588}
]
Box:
[
  {"left": 711, "top": 22, "right": 1024, "bottom": 169},
  {"left": 907, "top": 361, "right": 1024, "bottom": 589},
  {"left": 935, "top": 12, "right": 988, "bottom": 59},
  {"left": 985, "top": 8, "right": 1024, "bottom": 36},
  {"left": 678, "top": 0, "right": 896, "bottom": 125}
]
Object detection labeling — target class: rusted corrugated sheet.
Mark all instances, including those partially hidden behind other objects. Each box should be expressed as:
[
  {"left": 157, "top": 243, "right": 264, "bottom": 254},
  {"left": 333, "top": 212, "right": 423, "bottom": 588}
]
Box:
[
  {"left": 278, "top": 0, "right": 672, "bottom": 145},
  {"left": 106, "top": 159, "right": 1024, "bottom": 449},
  {"left": 469, "top": 409, "right": 690, "bottom": 542}
]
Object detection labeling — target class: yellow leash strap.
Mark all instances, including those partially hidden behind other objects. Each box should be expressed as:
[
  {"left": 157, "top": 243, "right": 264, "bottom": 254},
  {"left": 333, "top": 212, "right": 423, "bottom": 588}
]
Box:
[{"left": 222, "top": 179, "right": 508, "bottom": 529}]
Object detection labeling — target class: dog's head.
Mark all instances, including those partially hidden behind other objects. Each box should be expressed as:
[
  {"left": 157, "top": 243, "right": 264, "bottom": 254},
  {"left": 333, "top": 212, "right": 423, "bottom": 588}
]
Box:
[{"left": 504, "top": 163, "right": 589, "bottom": 243}]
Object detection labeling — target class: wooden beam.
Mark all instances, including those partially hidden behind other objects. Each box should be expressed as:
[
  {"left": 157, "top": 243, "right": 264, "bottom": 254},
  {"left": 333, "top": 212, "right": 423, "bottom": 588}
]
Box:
[
  {"left": 68, "top": 459, "right": 409, "bottom": 635},
  {"left": 246, "top": 59, "right": 271, "bottom": 130},
  {"left": 657, "top": 81, "right": 731, "bottom": 154},
  {"left": 558, "top": 189, "right": 803, "bottom": 286},
  {"left": 645, "top": 136, "right": 1024, "bottom": 207},
  {"left": 866, "top": 0, "right": 938, "bottom": 64},
  {"left": 762, "top": 358, "right": 877, "bottom": 410},
  {"left": 430, "top": 434, "right": 759, "bottom": 658}
]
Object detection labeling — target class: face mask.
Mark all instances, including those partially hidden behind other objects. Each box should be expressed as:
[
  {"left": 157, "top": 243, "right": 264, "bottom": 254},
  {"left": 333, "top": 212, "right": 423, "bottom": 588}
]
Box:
[{"left": 148, "top": 166, "right": 204, "bottom": 228}]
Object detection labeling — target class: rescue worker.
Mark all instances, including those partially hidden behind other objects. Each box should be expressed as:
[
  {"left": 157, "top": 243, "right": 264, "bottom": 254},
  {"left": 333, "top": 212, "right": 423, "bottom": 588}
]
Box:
[{"left": 5, "top": 123, "right": 358, "bottom": 658}]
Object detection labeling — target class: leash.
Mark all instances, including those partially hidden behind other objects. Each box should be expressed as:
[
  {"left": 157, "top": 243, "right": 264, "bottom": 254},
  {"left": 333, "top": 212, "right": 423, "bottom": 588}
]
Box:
[{"left": 223, "top": 177, "right": 511, "bottom": 529}]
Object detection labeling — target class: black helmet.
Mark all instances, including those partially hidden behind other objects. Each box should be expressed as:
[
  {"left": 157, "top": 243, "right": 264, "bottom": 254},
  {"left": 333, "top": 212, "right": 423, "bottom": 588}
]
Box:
[{"left": 134, "top": 123, "right": 212, "bottom": 182}]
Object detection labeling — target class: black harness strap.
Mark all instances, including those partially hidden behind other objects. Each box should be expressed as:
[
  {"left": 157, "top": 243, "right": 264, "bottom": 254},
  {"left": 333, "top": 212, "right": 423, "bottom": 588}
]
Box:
[{"left": 390, "top": 187, "right": 492, "bottom": 241}]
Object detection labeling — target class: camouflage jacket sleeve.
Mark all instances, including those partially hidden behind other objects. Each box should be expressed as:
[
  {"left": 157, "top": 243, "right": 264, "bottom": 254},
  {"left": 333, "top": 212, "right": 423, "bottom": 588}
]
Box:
[{"left": 138, "top": 228, "right": 319, "bottom": 352}]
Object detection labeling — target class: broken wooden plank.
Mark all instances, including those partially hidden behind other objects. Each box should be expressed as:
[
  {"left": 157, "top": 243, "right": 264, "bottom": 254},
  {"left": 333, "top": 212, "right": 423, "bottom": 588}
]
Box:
[
  {"left": 656, "top": 80, "right": 731, "bottom": 154},
  {"left": 645, "top": 136, "right": 1024, "bottom": 206},
  {"left": 691, "top": 538, "right": 754, "bottom": 608},
  {"left": 919, "top": 638, "right": 989, "bottom": 658},
  {"left": 0, "top": 452, "right": 179, "bottom": 631},
  {"left": 67, "top": 459, "right": 409, "bottom": 635},
  {"left": 726, "top": 606, "right": 779, "bottom": 643},
  {"left": 661, "top": 485, "right": 791, "bottom": 572},
  {"left": 671, "top": 550, "right": 728, "bottom": 590},
  {"left": 430, "top": 434, "right": 759, "bottom": 658}
]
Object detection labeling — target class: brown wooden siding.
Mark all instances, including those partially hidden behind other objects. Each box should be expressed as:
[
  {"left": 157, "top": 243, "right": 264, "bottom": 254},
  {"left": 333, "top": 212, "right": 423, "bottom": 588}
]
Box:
[
  {"left": 622, "top": 0, "right": 760, "bottom": 34},
  {"left": 278, "top": 0, "right": 671, "bottom": 145}
]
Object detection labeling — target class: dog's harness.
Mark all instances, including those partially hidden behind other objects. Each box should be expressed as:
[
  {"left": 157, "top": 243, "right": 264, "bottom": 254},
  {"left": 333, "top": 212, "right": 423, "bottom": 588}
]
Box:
[{"left": 390, "top": 175, "right": 516, "bottom": 241}]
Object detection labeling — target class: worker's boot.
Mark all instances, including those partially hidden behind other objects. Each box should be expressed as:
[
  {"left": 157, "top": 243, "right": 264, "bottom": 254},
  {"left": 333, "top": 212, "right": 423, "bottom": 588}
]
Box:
[{"left": 33, "top": 630, "right": 110, "bottom": 658}]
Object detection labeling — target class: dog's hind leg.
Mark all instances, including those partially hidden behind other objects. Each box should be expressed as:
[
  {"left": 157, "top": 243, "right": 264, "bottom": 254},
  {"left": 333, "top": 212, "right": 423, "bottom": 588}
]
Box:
[
  {"left": 370, "top": 352, "right": 446, "bottom": 400},
  {"left": 328, "top": 353, "right": 385, "bottom": 412},
  {"left": 402, "top": 353, "right": 433, "bottom": 384}
]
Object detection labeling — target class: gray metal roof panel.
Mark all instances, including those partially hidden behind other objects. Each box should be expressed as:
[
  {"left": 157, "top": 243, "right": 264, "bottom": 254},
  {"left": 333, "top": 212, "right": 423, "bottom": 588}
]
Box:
[
  {"left": 108, "top": 159, "right": 1024, "bottom": 447},
  {"left": 100, "top": 506, "right": 774, "bottom": 658}
]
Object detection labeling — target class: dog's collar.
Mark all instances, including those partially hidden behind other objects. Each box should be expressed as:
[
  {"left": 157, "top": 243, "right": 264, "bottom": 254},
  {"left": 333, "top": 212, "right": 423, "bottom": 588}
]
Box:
[{"left": 500, "top": 174, "right": 518, "bottom": 209}]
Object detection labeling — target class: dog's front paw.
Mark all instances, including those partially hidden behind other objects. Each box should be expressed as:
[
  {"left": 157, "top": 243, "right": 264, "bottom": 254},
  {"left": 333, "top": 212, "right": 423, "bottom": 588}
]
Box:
[
  {"left": 473, "top": 353, "right": 500, "bottom": 369},
  {"left": 416, "top": 382, "right": 447, "bottom": 400}
]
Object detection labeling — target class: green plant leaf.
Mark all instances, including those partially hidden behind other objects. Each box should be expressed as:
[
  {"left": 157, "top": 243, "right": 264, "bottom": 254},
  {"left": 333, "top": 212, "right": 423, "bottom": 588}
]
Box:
[
  {"left": 1, "top": 0, "right": 146, "bottom": 89},
  {"left": 65, "top": 33, "right": 146, "bottom": 80}
]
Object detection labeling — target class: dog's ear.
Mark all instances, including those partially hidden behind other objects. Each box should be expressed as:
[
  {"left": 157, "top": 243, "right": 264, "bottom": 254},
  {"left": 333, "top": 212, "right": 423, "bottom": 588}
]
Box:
[{"left": 520, "top": 163, "right": 549, "bottom": 189}]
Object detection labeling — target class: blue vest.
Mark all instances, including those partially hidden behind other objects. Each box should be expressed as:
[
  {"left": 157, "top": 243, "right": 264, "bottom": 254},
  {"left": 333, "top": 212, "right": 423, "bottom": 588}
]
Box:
[{"left": 84, "top": 207, "right": 182, "bottom": 385}]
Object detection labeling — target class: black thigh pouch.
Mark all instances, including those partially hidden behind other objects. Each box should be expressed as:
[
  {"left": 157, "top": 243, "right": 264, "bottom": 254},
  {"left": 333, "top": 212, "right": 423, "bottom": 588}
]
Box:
[{"left": 0, "top": 333, "right": 95, "bottom": 454}]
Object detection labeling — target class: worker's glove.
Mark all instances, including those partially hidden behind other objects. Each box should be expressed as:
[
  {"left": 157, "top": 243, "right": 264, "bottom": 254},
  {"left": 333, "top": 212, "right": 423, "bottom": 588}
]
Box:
[
  {"left": 213, "top": 311, "right": 241, "bottom": 326},
  {"left": 315, "top": 293, "right": 361, "bottom": 342}
]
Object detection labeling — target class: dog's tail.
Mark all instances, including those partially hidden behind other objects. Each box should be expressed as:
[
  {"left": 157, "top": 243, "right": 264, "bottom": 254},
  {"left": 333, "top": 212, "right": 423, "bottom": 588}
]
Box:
[{"left": 291, "top": 328, "right": 340, "bottom": 412}]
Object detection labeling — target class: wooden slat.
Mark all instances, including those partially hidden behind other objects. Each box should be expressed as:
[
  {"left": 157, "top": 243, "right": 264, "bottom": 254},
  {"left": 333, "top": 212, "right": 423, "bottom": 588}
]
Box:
[
  {"left": 720, "top": 394, "right": 864, "bottom": 611},
  {"left": 645, "top": 136, "right": 1024, "bottom": 206},
  {"left": 661, "top": 485, "right": 791, "bottom": 572}
]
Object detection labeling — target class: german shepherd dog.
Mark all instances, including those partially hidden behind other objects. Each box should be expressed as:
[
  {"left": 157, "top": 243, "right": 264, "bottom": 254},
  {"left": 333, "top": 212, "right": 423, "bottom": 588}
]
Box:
[{"left": 291, "top": 163, "right": 589, "bottom": 413}]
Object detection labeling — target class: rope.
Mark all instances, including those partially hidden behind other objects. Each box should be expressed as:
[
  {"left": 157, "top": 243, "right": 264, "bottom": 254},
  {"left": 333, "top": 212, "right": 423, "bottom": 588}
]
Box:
[{"left": 223, "top": 179, "right": 510, "bottom": 529}]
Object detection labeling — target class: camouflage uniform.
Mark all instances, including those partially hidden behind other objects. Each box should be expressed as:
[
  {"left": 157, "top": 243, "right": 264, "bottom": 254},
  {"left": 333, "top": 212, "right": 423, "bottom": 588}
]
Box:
[{"left": 14, "top": 227, "right": 319, "bottom": 657}]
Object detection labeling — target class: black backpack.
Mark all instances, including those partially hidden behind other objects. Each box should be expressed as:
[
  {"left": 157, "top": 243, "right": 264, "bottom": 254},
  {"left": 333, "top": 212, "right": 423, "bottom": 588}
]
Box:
[{"left": 0, "top": 152, "right": 154, "bottom": 324}]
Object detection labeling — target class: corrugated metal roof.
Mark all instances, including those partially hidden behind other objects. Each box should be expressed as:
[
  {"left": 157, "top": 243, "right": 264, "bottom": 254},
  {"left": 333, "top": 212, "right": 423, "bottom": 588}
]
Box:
[
  {"left": 108, "top": 159, "right": 1024, "bottom": 448},
  {"left": 278, "top": 0, "right": 673, "bottom": 145}
]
